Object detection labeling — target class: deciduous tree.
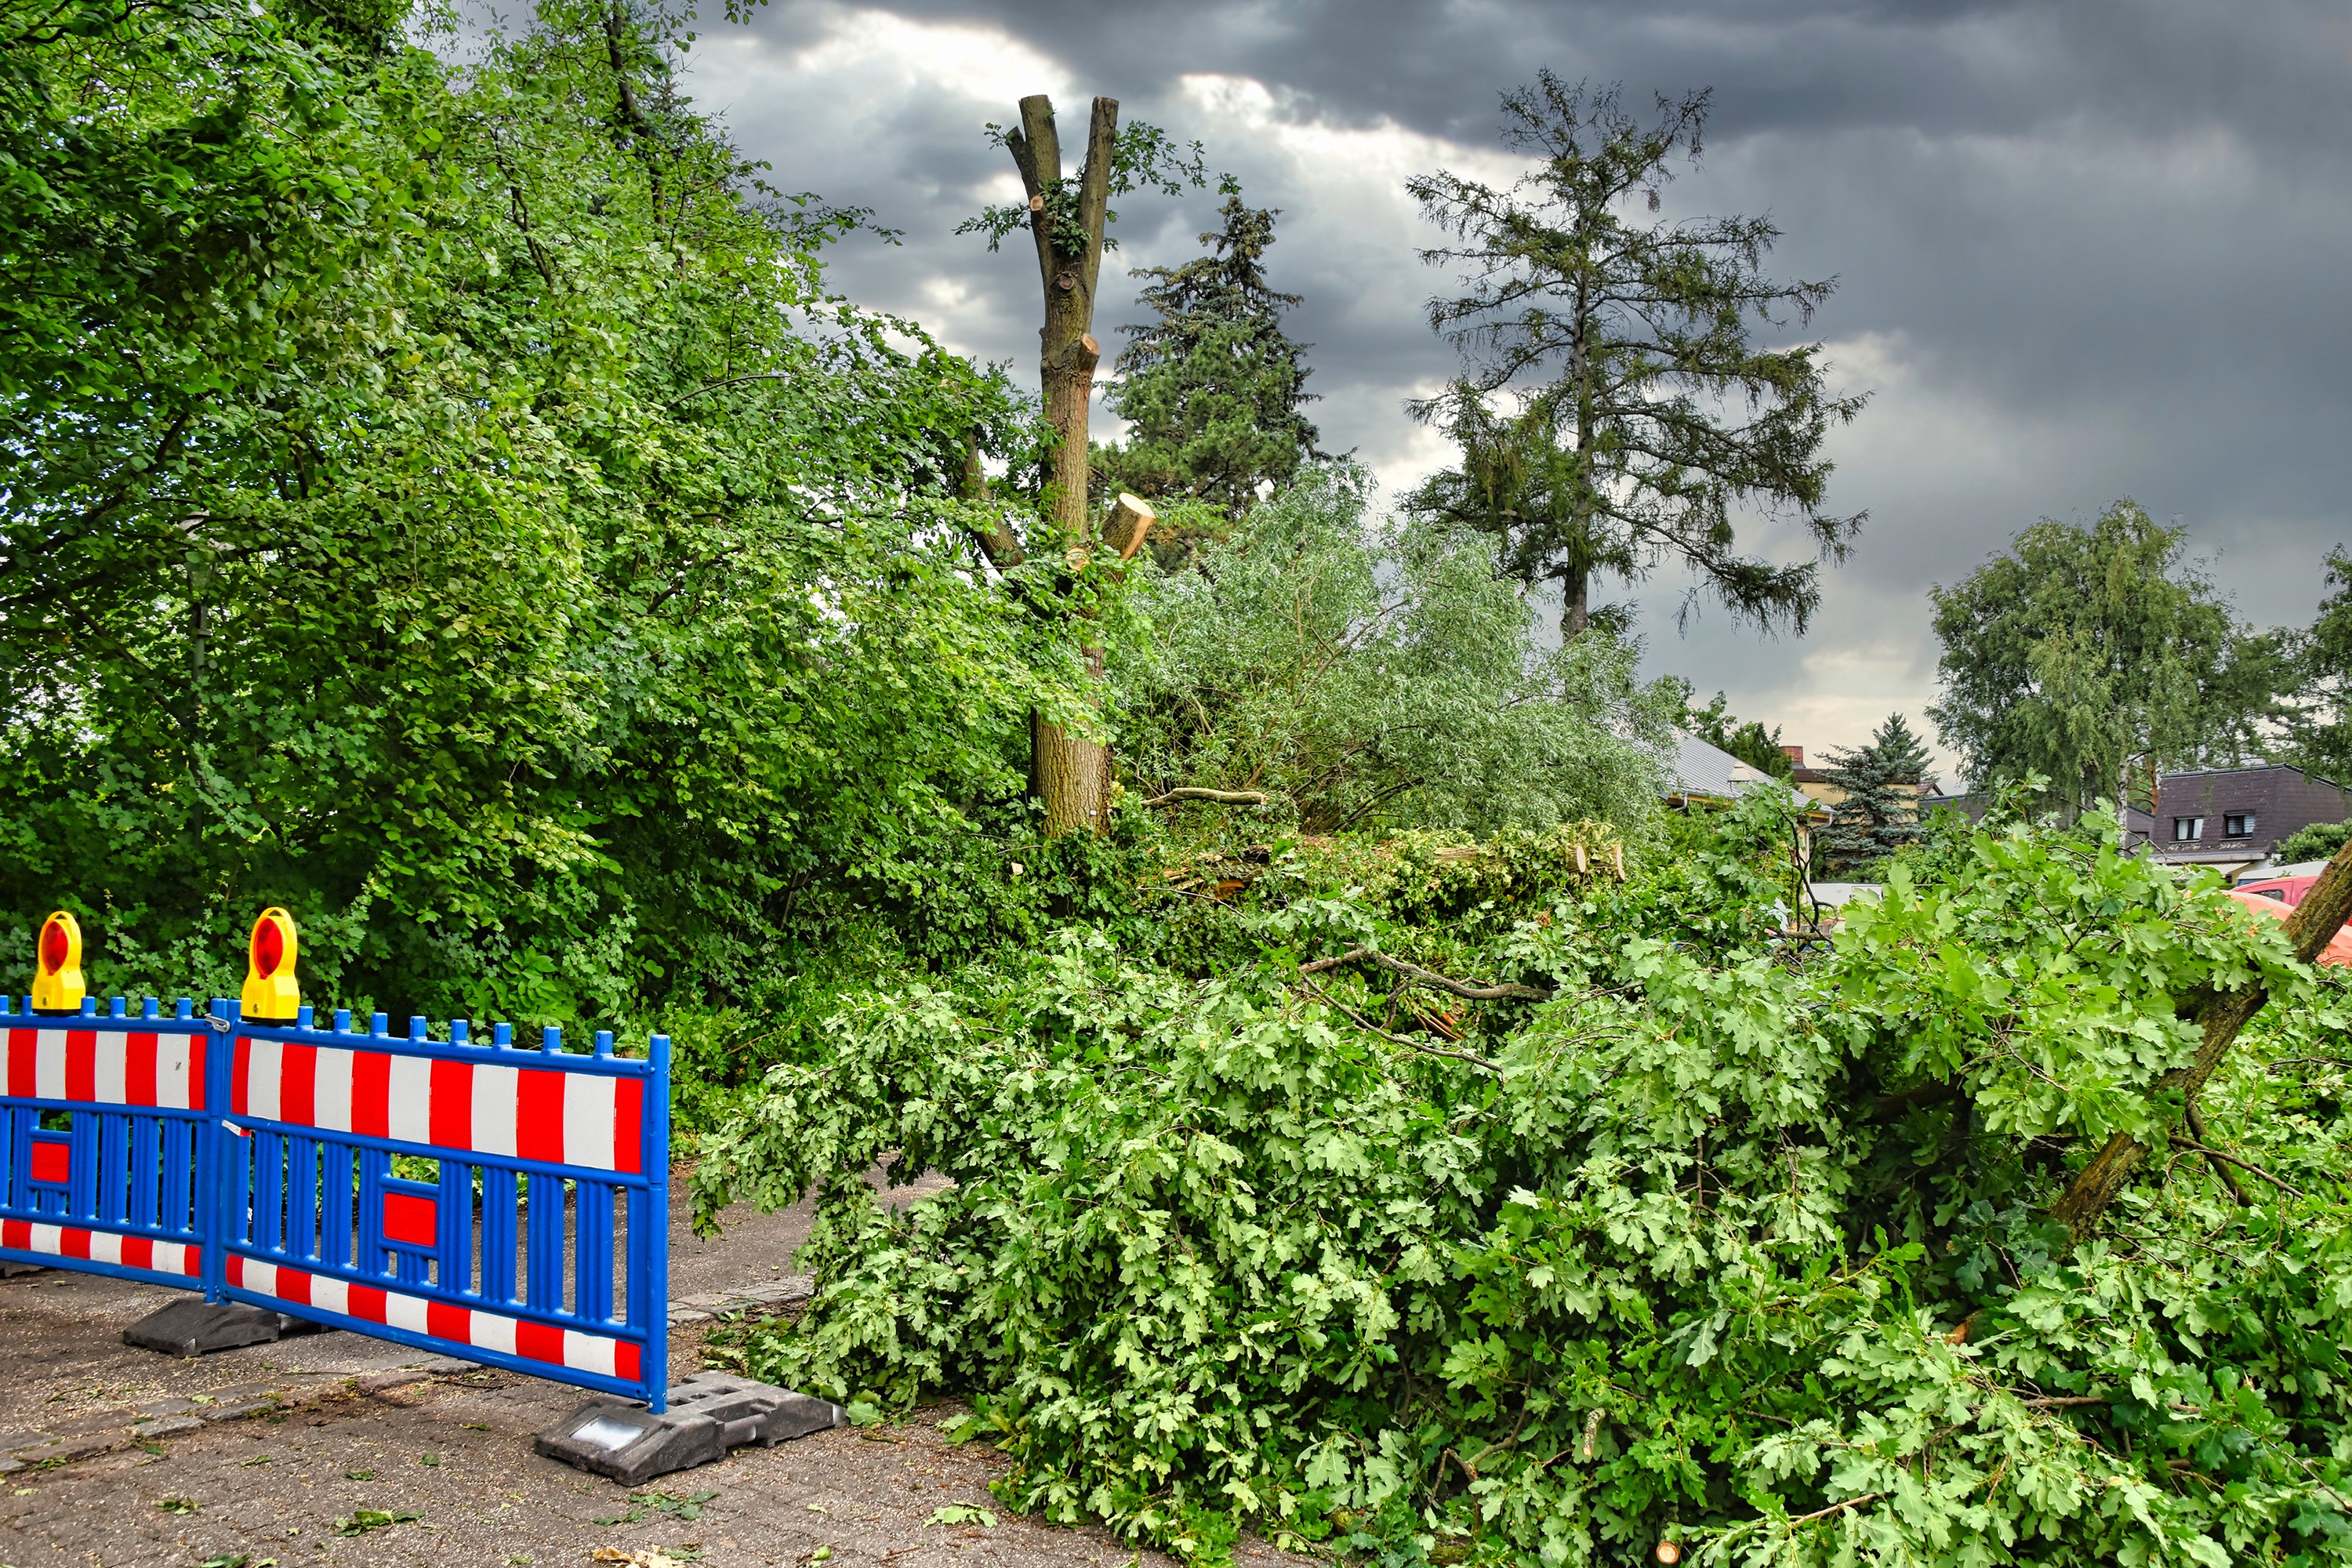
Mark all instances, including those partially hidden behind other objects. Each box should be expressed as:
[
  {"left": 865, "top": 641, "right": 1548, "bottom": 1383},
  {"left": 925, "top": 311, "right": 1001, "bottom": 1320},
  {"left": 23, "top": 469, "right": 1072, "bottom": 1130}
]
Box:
[
  {"left": 1110, "top": 469, "right": 1675, "bottom": 833},
  {"left": 0, "top": 0, "right": 1070, "bottom": 1014},
  {"left": 2274, "top": 546, "right": 2352, "bottom": 782},
  {"left": 1928, "top": 500, "right": 2284, "bottom": 816}
]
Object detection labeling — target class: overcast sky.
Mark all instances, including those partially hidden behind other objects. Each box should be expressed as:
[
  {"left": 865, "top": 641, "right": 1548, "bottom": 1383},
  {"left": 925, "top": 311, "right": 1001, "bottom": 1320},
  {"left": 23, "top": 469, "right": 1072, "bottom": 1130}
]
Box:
[{"left": 669, "top": 0, "right": 2349, "bottom": 777}]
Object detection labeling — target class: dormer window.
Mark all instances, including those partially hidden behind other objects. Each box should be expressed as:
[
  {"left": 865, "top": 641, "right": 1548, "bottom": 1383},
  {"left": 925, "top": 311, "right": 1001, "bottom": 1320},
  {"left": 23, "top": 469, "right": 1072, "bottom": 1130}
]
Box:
[
  {"left": 2223, "top": 811, "right": 2256, "bottom": 838},
  {"left": 2173, "top": 816, "right": 2204, "bottom": 842}
]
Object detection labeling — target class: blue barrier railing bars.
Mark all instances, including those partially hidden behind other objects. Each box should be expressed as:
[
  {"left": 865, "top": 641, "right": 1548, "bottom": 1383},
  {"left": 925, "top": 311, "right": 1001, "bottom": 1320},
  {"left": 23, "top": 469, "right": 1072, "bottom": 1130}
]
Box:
[{"left": 0, "top": 995, "right": 670, "bottom": 1413}]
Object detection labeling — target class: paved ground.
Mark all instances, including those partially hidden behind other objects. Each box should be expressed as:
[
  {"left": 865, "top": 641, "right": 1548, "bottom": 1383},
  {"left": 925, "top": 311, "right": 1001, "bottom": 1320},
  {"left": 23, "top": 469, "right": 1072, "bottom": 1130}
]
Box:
[{"left": 0, "top": 1176, "right": 1240, "bottom": 1568}]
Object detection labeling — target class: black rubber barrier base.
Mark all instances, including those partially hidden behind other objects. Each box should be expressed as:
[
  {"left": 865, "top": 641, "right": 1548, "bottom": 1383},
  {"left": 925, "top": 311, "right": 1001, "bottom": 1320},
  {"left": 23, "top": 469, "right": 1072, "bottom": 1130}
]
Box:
[
  {"left": 122, "top": 1299, "right": 328, "bottom": 1356},
  {"left": 536, "top": 1371, "right": 847, "bottom": 1485}
]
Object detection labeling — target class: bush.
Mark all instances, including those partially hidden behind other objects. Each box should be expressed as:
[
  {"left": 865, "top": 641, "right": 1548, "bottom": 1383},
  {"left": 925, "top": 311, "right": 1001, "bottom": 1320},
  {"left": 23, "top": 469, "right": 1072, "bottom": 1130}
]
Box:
[
  {"left": 694, "top": 796, "right": 2350, "bottom": 1564},
  {"left": 1109, "top": 467, "right": 1678, "bottom": 837},
  {"left": 2274, "top": 818, "right": 2352, "bottom": 866}
]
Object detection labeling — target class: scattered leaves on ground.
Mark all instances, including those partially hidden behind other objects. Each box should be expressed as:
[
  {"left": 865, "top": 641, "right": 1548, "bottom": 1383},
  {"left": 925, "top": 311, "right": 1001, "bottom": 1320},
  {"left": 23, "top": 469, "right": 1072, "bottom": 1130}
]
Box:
[
  {"left": 597, "top": 1489, "right": 719, "bottom": 1526},
  {"left": 332, "top": 1508, "right": 419, "bottom": 1536}
]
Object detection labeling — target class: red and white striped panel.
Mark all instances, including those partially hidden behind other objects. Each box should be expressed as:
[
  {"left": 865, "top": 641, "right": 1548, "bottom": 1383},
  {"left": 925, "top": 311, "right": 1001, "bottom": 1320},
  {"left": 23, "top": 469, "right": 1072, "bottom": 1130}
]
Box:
[
  {"left": 227, "top": 1255, "right": 641, "bottom": 1384},
  {"left": 0, "top": 1028, "right": 209, "bottom": 1110},
  {"left": 0, "top": 1218, "right": 201, "bottom": 1276},
  {"left": 229, "top": 1040, "right": 644, "bottom": 1174}
]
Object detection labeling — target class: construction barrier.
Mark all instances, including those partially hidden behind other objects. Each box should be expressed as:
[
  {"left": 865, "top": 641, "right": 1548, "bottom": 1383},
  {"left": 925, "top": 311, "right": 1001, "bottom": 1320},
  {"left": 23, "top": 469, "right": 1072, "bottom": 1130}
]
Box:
[{"left": 0, "top": 909, "right": 671, "bottom": 1412}]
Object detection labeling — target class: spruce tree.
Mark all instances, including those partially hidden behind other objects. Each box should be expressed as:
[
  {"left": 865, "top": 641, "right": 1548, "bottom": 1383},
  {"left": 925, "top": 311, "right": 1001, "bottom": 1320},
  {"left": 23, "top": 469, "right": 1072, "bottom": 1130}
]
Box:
[
  {"left": 1406, "top": 75, "right": 1866, "bottom": 641},
  {"left": 1096, "top": 193, "right": 1321, "bottom": 528},
  {"left": 1817, "top": 713, "right": 1931, "bottom": 874}
]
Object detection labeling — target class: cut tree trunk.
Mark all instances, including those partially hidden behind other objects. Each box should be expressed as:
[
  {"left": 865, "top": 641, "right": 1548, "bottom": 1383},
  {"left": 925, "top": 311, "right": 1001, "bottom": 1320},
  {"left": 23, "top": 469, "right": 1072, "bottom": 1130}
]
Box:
[
  {"left": 2048, "top": 833, "right": 2352, "bottom": 1240},
  {"left": 1002, "top": 94, "right": 1120, "bottom": 836},
  {"left": 1030, "top": 646, "right": 1109, "bottom": 836}
]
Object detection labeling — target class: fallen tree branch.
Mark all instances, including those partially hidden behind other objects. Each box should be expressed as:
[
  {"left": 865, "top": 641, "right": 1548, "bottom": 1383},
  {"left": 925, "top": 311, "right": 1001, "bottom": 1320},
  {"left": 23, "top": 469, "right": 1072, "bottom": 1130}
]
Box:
[
  {"left": 2176, "top": 1140, "right": 2308, "bottom": 1200},
  {"left": 1301, "top": 947, "right": 1552, "bottom": 1001},
  {"left": 2181, "top": 1098, "right": 2249, "bottom": 1206},
  {"left": 1785, "top": 1492, "right": 1882, "bottom": 1528},
  {"left": 1295, "top": 979, "right": 1503, "bottom": 1074},
  {"left": 2050, "top": 833, "right": 2352, "bottom": 1240},
  {"left": 1139, "top": 787, "right": 1268, "bottom": 808}
]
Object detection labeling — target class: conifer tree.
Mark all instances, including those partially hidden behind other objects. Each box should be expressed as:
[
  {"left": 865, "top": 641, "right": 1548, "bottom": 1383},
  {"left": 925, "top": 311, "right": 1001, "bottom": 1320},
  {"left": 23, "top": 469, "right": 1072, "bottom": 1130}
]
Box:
[
  {"left": 1097, "top": 193, "right": 1320, "bottom": 529},
  {"left": 1406, "top": 75, "right": 1866, "bottom": 641},
  {"left": 1816, "top": 713, "right": 1931, "bottom": 873}
]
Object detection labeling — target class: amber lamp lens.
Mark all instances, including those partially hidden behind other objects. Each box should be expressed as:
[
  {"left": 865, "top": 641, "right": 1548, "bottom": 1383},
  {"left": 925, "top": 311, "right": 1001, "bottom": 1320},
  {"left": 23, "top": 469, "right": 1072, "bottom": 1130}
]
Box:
[
  {"left": 38, "top": 920, "right": 67, "bottom": 974},
  {"left": 253, "top": 920, "right": 284, "bottom": 977}
]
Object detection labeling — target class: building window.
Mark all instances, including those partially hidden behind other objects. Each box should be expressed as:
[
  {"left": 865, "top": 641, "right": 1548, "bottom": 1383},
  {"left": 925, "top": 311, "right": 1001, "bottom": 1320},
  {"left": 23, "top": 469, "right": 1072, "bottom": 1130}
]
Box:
[
  {"left": 2223, "top": 811, "right": 2256, "bottom": 838},
  {"left": 2173, "top": 816, "right": 2205, "bottom": 842}
]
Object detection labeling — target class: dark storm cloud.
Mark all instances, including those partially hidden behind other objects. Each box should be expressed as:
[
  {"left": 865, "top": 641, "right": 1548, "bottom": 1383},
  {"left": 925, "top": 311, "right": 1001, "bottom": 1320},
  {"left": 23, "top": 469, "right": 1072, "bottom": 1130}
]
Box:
[{"left": 681, "top": 0, "right": 2352, "bottom": 768}]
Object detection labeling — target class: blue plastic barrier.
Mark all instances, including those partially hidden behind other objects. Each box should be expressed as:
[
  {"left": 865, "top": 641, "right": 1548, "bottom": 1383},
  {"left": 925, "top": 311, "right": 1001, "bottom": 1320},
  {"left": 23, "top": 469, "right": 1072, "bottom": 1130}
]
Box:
[{"left": 0, "top": 996, "right": 670, "bottom": 1412}]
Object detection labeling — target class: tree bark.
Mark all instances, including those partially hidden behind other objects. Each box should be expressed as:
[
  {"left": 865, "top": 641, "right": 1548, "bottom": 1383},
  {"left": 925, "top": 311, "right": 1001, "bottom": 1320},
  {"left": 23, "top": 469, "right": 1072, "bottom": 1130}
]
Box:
[
  {"left": 1003, "top": 93, "right": 1120, "bottom": 836},
  {"left": 2049, "top": 833, "right": 2352, "bottom": 1240},
  {"left": 1561, "top": 567, "right": 1589, "bottom": 642},
  {"left": 1031, "top": 647, "right": 1109, "bottom": 835}
]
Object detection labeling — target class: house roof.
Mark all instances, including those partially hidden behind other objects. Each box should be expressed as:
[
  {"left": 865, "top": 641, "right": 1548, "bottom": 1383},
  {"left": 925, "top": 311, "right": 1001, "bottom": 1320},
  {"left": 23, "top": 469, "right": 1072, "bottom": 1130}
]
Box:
[
  {"left": 1666, "top": 730, "right": 1831, "bottom": 821},
  {"left": 2153, "top": 764, "right": 2352, "bottom": 861}
]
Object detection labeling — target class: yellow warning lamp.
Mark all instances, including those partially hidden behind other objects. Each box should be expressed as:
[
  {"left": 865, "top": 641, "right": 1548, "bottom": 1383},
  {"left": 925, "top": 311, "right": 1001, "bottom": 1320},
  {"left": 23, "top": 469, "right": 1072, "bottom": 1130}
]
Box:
[
  {"left": 241, "top": 906, "right": 300, "bottom": 1022},
  {"left": 30, "top": 910, "right": 85, "bottom": 1014}
]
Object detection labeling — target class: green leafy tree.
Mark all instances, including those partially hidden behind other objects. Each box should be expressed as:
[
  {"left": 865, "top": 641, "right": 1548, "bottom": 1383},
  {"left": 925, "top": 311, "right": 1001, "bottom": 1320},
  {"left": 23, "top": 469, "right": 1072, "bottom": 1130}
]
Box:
[
  {"left": 1929, "top": 499, "right": 2285, "bottom": 817},
  {"left": 1815, "top": 712, "right": 1930, "bottom": 873},
  {"left": 1094, "top": 193, "right": 1321, "bottom": 532},
  {"left": 0, "top": 0, "right": 1079, "bottom": 1017},
  {"left": 694, "top": 797, "right": 2352, "bottom": 1564},
  {"left": 1109, "top": 469, "right": 1675, "bottom": 834},
  {"left": 2277, "top": 546, "right": 2352, "bottom": 782},
  {"left": 1406, "top": 74, "right": 1866, "bottom": 640},
  {"left": 2273, "top": 817, "right": 2352, "bottom": 865}
]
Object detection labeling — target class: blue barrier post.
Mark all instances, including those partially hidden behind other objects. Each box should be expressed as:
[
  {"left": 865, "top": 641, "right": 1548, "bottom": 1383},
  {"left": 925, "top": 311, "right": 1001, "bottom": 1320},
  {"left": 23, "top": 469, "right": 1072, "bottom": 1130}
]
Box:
[
  {"left": 644, "top": 1031, "right": 671, "bottom": 1415},
  {"left": 202, "top": 998, "right": 231, "bottom": 1305}
]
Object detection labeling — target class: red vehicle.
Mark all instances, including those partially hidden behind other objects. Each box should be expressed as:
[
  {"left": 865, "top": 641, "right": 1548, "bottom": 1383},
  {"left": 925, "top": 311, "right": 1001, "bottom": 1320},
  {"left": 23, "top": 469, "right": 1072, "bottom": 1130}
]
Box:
[
  {"left": 2236, "top": 874, "right": 2320, "bottom": 908},
  {"left": 2225, "top": 884, "right": 2352, "bottom": 967}
]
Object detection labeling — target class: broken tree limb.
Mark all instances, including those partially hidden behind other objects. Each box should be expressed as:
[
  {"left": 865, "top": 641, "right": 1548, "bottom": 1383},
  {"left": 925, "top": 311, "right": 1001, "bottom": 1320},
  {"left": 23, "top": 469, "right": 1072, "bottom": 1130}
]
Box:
[
  {"left": 1102, "top": 492, "right": 1156, "bottom": 562},
  {"left": 957, "top": 444, "right": 1025, "bottom": 570},
  {"left": 2176, "top": 1139, "right": 2307, "bottom": 1200},
  {"left": 1139, "top": 787, "right": 1265, "bottom": 808},
  {"left": 1299, "top": 947, "right": 1552, "bottom": 1002},
  {"left": 2181, "top": 1098, "right": 2249, "bottom": 1206},
  {"left": 2049, "top": 832, "right": 2352, "bottom": 1240},
  {"left": 1294, "top": 979, "right": 1503, "bottom": 1074}
]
